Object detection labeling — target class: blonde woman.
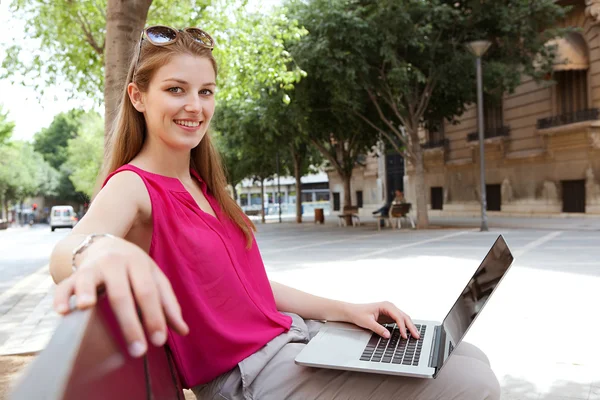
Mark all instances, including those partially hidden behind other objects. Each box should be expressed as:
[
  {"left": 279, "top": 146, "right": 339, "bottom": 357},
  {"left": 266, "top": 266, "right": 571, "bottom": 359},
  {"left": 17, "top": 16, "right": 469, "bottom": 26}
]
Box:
[{"left": 49, "top": 26, "right": 500, "bottom": 399}]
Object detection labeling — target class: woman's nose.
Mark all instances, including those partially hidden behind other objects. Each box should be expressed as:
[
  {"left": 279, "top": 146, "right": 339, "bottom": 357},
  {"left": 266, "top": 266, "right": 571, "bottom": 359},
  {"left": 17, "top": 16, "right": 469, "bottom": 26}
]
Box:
[{"left": 184, "top": 95, "right": 202, "bottom": 113}]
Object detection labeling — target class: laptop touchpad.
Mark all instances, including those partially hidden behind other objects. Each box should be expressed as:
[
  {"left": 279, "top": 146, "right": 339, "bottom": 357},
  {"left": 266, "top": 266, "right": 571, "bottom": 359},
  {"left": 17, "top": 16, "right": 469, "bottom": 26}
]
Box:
[{"left": 321, "top": 329, "right": 367, "bottom": 360}]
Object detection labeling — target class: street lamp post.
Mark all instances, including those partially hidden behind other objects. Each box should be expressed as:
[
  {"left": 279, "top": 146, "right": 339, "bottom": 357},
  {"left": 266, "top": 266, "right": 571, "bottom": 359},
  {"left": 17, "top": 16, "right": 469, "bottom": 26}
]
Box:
[
  {"left": 276, "top": 151, "right": 282, "bottom": 223},
  {"left": 466, "top": 40, "right": 492, "bottom": 232}
]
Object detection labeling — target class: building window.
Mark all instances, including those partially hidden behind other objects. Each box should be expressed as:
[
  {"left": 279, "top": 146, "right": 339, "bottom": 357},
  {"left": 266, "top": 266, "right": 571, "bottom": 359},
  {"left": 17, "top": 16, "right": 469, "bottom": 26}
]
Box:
[
  {"left": 356, "top": 191, "right": 363, "bottom": 208},
  {"left": 316, "top": 192, "right": 330, "bottom": 202},
  {"left": 301, "top": 192, "right": 313, "bottom": 203},
  {"left": 239, "top": 193, "right": 248, "bottom": 207},
  {"left": 333, "top": 192, "right": 341, "bottom": 211},
  {"left": 556, "top": 70, "right": 588, "bottom": 116},
  {"left": 484, "top": 95, "right": 504, "bottom": 135}
]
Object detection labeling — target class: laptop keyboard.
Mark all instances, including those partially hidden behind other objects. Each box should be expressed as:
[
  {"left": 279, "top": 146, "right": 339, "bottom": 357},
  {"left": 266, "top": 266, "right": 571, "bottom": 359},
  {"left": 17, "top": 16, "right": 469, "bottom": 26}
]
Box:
[{"left": 359, "top": 324, "right": 427, "bottom": 366}]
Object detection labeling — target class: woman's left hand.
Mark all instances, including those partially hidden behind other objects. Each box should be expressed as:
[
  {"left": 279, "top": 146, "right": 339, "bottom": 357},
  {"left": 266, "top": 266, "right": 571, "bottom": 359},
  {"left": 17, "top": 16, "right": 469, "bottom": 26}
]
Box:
[{"left": 344, "top": 301, "right": 420, "bottom": 340}]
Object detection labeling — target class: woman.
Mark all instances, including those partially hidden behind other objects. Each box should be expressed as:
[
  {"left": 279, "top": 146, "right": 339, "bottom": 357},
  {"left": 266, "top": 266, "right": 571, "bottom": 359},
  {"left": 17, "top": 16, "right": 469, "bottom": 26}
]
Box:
[{"left": 49, "top": 26, "right": 500, "bottom": 399}]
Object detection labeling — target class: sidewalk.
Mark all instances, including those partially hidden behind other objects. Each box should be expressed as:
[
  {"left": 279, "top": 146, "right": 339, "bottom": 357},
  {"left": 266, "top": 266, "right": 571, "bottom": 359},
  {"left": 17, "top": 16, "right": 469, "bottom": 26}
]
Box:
[
  {"left": 256, "top": 212, "right": 600, "bottom": 231},
  {"left": 2, "top": 223, "right": 599, "bottom": 399}
]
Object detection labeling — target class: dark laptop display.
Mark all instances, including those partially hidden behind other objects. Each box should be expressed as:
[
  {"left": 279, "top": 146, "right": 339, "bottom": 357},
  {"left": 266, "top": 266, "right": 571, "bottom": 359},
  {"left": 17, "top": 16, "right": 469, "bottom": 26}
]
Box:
[{"left": 440, "top": 236, "right": 514, "bottom": 366}]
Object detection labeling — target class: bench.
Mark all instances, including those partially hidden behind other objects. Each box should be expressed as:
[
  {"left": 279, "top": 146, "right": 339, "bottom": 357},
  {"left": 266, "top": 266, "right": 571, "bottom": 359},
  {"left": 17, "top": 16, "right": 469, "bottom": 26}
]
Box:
[
  {"left": 337, "top": 206, "right": 360, "bottom": 227},
  {"left": 374, "top": 203, "right": 415, "bottom": 230},
  {"left": 10, "top": 294, "right": 185, "bottom": 400},
  {"left": 244, "top": 209, "right": 261, "bottom": 216}
]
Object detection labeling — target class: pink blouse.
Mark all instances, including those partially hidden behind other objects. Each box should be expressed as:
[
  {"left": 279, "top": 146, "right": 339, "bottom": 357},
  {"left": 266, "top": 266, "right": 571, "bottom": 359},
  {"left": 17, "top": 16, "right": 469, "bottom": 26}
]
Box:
[{"left": 104, "top": 164, "right": 292, "bottom": 388}]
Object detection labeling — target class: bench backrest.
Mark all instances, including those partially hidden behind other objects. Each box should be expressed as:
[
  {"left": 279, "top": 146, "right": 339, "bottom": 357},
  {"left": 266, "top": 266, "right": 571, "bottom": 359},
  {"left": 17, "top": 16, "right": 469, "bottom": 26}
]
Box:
[
  {"left": 342, "top": 205, "right": 359, "bottom": 214},
  {"left": 10, "top": 295, "right": 184, "bottom": 400},
  {"left": 390, "top": 203, "right": 411, "bottom": 217}
]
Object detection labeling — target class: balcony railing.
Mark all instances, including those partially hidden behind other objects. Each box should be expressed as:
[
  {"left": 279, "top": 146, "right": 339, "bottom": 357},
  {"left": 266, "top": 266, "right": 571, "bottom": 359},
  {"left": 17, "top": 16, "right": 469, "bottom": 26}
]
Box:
[
  {"left": 467, "top": 125, "right": 510, "bottom": 142},
  {"left": 537, "top": 108, "right": 600, "bottom": 130},
  {"left": 421, "top": 138, "right": 449, "bottom": 149}
]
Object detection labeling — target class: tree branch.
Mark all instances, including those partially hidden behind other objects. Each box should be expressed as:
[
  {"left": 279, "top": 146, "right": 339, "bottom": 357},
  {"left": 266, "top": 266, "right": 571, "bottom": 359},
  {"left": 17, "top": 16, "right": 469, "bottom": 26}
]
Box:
[
  {"left": 365, "top": 88, "right": 405, "bottom": 138},
  {"left": 415, "top": 74, "right": 438, "bottom": 121},
  {"left": 353, "top": 110, "right": 414, "bottom": 161},
  {"left": 76, "top": 11, "right": 104, "bottom": 55},
  {"left": 308, "top": 137, "right": 345, "bottom": 178}
]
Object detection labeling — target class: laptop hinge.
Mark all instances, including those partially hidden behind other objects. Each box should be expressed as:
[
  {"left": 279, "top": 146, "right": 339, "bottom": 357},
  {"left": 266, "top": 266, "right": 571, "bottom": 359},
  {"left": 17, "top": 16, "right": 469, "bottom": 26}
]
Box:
[{"left": 428, "top": 325, "right": 446, "bottom": 372}]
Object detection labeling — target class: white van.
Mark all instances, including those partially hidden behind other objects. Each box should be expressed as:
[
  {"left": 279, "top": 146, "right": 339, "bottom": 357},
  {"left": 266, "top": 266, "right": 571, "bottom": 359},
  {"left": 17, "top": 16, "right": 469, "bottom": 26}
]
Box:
[{"left": 50, "top": 205, "right": 78, "bottom": 232}]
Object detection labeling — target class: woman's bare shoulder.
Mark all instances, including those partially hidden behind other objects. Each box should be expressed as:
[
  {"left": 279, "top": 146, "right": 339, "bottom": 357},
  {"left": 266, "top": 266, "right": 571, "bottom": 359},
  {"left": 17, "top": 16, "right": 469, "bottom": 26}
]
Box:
[
  {"left": 71, "top": 170, "right": 152, "bottom": 238},
  {"left": 100, "top": 170, "right": 151, "bottom": 219}
]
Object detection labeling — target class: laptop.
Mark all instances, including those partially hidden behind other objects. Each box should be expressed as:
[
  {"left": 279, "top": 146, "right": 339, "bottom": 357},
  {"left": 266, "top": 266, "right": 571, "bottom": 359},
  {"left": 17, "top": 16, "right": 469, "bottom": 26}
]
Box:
[{"left": 295, "top": 235, "right": 514, "bottom": 379}]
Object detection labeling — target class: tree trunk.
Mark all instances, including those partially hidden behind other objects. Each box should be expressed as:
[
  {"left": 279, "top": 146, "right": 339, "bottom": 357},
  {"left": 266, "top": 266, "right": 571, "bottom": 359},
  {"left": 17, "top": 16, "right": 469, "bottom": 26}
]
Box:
[
  {"left": 232, "top": 184, "right": 238, "bottom": 202},
  {"left": 259, "top": 179, "right": 266, "bottom": 224},
  {"left": 293, "top": 150, "right": 303, "bottom": 223},
  {"left": 343, "top": 173, "right": 353, "bottom": 226},
  {"left": 104, "top": 0, "right": 152, "bottom": 139},
  {"left": 413, "top": 149, "right": 430, "bottom": 229}
]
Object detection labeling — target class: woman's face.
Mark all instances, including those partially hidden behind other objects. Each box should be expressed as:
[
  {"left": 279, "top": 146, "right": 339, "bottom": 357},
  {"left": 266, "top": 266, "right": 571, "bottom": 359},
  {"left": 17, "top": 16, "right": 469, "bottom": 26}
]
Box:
[{"left": 131, "top": 53, "right": 216, "bottom": 151}]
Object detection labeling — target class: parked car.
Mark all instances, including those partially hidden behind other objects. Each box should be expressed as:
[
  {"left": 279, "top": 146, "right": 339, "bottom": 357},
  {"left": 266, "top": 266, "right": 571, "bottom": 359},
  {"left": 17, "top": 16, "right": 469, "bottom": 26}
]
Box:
[{"left": 50, "top": 206, "right": 78, "bottom": 232}]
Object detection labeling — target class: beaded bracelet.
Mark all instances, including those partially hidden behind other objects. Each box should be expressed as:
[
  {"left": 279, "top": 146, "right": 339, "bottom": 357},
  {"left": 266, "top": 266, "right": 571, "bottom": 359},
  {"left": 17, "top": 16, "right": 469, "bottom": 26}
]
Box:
[{"left": 71, "top": 233, "right": 116, "bottom": 272}]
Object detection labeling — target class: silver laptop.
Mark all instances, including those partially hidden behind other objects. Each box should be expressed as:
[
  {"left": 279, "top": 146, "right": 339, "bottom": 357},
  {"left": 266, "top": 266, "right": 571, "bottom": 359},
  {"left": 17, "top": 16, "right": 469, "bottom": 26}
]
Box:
[{"left": 295, "top": 235, "right": 513, "bottom": 379}]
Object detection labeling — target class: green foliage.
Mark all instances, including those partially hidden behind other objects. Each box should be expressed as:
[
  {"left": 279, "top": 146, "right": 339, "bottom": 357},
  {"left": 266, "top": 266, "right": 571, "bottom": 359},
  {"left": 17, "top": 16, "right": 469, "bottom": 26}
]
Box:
[
  {"left": 285, "top": 0, "right": 379, "bottom": 184},
  {"left": 2, "top": 0, "right": 306, "bottom": 105},
  {"left": 0, "top": 106, "right": 15, "bottom": 144},
  {"left": 32, "top": 109, "right": 100, "bottom": 202},
  {"left": 0, "top": 141, "right": 59, "bottom": 206},
  {"left": 211, "top": 4, "right": 308, "bottom": 106},
  {"left": 64, "top": 112, "right": 105, "bottom": 197},
  {"left": 33, "top": 109, "right": 84, "bottom": 169}
]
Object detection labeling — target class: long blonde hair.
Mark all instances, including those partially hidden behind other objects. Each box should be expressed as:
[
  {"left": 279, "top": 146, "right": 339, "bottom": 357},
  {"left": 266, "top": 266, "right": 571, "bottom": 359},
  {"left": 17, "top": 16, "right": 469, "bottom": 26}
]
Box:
[{"left": 97, "top": 30, "right": 256, "bottom": 247}]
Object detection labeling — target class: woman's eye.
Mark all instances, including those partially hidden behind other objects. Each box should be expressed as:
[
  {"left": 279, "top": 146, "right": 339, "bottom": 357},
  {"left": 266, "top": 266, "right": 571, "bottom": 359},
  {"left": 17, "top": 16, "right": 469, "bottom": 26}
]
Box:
[
  {"left": 167, "top": 87, "right": 183, "bottom": 93},
  {"left": 200, "top": 89, "right": 214, "bottom": 95}
]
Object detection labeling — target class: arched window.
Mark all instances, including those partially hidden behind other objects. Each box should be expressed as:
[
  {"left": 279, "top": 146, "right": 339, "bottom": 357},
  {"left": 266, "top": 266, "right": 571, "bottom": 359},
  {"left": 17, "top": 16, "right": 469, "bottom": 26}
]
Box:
[{"left": 552, "top": 32, "right": 590, "bottom": 116}]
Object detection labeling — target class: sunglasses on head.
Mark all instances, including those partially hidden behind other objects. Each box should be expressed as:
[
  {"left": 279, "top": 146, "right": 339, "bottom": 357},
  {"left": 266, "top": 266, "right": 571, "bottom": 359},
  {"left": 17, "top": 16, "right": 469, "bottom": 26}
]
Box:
[{"left": 132, "top": 25, "right": 215, "bottom": 79}]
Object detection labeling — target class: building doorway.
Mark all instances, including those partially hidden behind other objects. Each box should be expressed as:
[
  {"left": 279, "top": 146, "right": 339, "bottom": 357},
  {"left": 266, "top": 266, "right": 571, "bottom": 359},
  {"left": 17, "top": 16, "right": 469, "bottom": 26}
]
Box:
[
  {"left": 431, "top": 187, "right": 443, "bottom": 210},
  {"left": 562, "top": 180, "right": 586, "bottom": 213},
  {"left": 486, "top": 184, "right": 501, "bottom": 211},
  {"left": 385, "top": 153, "right": 405, "bottom": 203}
]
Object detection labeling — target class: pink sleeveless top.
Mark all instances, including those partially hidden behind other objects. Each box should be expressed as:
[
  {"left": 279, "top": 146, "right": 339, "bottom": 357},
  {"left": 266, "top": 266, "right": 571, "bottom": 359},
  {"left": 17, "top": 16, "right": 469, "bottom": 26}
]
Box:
[{"left": 103, "top": 164, "right": 292, "bottom": 388}]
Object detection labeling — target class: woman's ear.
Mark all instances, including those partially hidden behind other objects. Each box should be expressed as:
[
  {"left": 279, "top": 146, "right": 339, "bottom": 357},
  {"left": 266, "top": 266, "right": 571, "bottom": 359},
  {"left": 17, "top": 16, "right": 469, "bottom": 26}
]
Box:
[{"left": 127, "top": 83, "right": 146, "bottom": 113}]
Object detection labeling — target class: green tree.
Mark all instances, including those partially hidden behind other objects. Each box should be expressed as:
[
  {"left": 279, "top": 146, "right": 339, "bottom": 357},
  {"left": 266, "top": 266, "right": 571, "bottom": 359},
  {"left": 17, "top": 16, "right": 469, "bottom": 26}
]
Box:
[
  {"left": 286, "top": 2, "right": 380, "bottom": 220},
  {"left": 33, "top": 109, "right": 84, "bottom": 169},
  {"left": 4, "top": 0, "right": 306, "bottom": 138},
  {"left": 0, "top": 141, "right": 59, "bottom": 219},
  {"left": 64, "top": 112, "right": 105, "bottom": 197},
  {"left": 0, "top": 106, "right": 15, "bottom": 144},
  {"left": 256, "top": 89, "right": 323, "bottom": 223},
  {"left": 287, "top": 0, "right": 568, "bottom": 228},
  {"left": 213, "top": 101, "right": 283, "bottom": 224},
  {"left": 33, "top": 109, "right": 88, "bottom": 203}
]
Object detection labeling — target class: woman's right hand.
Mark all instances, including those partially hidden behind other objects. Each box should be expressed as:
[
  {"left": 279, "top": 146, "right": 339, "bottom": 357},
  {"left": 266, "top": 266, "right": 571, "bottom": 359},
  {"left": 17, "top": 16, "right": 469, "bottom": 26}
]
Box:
[{"left": 52, "top": 236, "right": 189, "bottom": 358}]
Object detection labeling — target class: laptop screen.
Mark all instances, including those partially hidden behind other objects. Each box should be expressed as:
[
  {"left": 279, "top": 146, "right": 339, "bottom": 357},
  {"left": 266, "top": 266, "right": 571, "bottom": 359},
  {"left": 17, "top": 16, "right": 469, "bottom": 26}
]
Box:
[{"left": 440, "top": 235, "right": 513, "bottom": 362}]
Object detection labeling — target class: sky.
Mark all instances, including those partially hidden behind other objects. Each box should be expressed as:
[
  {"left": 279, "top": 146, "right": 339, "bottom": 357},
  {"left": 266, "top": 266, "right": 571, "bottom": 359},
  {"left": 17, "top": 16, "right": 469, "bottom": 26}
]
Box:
[{"left": 0, "top": 0, "right": 281, "bottom": 142}]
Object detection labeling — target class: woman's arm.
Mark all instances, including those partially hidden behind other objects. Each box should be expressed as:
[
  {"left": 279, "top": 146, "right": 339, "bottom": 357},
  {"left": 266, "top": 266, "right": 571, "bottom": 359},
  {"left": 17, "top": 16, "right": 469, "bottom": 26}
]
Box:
[
  {"left": 270, "top": 280, "right": 420, "bottom": 340},
  {"left": 270, "top": 280, "right": 350, "bottom": 321},
  {"left": 49, "top": 171, "right": 149, "bottom": 283}
]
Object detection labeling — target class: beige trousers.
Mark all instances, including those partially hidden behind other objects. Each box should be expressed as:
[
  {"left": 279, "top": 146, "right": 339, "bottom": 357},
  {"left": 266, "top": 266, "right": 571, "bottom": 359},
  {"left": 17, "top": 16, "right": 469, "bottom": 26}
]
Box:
[{"left": 193, "top": 313, "right": 500, "bottom": 400}]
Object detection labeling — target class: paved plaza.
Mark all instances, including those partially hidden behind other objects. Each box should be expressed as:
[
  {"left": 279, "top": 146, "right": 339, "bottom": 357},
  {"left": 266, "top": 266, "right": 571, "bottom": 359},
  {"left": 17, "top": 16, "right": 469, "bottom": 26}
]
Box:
[{"left": 1, "top": 220, "right": 599, "bottom": 399}]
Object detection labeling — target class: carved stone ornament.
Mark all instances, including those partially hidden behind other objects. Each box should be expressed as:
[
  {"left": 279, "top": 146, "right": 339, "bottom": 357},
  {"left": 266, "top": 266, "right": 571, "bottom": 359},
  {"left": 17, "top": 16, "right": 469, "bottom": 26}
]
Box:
[
  {"left": 586, "top": 0, "right": 600, "bottom": 24},
  {"left": 501, "top": 178, "right": 514, "bottom": 203},
  {"left": 590, "top": 131, "right": 600, "bottom": 149}
]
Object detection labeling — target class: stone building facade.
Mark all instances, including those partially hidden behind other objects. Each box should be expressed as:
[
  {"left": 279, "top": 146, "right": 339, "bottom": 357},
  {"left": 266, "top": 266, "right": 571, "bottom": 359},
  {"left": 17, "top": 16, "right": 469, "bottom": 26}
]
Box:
[
  {"left": 331, "top": 0, "right": 600, "bottom": 218},
  {"left": 408, "top": 0, "right": 600, "bottom": 217}
]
